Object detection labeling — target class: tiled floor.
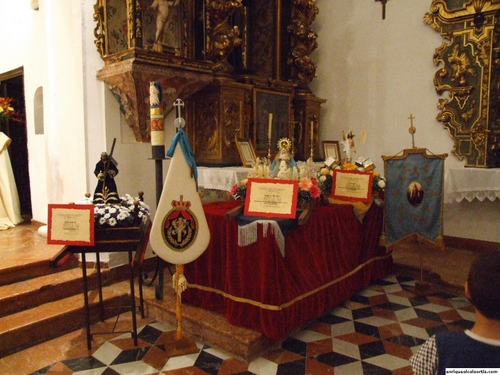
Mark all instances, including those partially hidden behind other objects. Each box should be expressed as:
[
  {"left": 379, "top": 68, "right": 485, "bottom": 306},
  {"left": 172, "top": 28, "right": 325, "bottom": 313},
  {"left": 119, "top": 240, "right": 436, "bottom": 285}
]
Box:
[{"left": 20, "top": 274, "right": 474, "bottom": 375}]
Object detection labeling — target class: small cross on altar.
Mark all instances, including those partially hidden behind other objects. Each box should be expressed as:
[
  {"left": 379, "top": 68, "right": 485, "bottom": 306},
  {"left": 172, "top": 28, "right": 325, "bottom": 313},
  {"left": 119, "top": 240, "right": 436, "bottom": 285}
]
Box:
[
  {"left": 375, "top": 0, "right": 388, "bottom": 20},
  {"left": 408, "top": 114, "right": 416, "bottom": 148}
]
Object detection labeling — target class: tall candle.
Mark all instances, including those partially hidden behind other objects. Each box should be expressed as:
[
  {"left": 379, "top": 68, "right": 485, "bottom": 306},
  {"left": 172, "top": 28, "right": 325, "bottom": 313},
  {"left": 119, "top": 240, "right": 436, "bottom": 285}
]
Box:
[{"left": 268, "top": 113, "right": 273, "bottom": 140}]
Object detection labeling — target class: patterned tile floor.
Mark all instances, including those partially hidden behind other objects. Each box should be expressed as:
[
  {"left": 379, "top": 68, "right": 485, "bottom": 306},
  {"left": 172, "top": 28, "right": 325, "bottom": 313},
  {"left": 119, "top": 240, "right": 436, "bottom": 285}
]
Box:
[{"left": 28, "top": 275, "right": 475, "bottom": 375}]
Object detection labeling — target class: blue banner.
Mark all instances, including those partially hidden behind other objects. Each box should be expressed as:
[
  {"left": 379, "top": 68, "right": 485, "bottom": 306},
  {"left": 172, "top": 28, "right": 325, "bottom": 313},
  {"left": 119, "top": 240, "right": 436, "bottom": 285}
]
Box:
[{"left": 385, "top": 152, "right": 444, "bottom": 246}]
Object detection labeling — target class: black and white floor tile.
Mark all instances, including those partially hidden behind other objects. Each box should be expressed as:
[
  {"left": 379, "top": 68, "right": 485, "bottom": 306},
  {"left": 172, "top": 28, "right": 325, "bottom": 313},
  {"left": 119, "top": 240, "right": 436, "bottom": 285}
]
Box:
[{"left": 29, "top": 275, "right": 475, "bottom": 375}]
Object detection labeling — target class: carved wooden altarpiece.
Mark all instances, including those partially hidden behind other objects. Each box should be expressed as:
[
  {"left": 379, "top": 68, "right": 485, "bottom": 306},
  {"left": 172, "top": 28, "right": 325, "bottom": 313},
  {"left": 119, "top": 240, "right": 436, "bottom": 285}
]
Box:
[
  {"left": 425, "top": 0, "right": 500, "bottom": 167},
  {"left": 93, "top": 0, "right": 325, "bottom": 165}
]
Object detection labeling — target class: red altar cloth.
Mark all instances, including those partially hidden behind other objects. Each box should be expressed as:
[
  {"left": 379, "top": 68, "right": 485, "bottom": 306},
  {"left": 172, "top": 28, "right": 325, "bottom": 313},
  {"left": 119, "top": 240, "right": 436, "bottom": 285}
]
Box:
[{"left": 183, "top": 200, "right": 392, "bottom": 340}]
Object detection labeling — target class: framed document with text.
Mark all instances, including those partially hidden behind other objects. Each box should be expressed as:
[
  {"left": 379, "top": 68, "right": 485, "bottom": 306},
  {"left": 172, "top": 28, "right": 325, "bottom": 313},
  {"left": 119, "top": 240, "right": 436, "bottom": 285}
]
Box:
[
  {"left": 332, "top": 170, "right": 373, "bottom": 202},
  {"left": 236, "top": 138, "right": 257, "bottom": 167},
  {"left": 47, "top": 204, "right": 95, "bottom": 246},
  {"left": 244, "top": 178, "right": 298, "bottom": 219}
]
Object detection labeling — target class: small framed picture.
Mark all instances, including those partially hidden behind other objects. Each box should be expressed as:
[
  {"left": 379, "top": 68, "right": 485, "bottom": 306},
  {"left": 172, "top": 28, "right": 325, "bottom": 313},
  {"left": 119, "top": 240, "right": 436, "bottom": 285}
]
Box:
[
  {"left": 322, "top": 141, "right": 340, "bottom": 161},
  {"left": 236, "top": 138, "right": 257, "bottom": 167}
]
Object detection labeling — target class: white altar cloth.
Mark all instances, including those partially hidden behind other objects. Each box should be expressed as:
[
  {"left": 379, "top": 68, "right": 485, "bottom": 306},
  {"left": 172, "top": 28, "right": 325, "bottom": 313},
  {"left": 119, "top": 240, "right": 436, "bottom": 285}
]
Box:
[
  {"left": 198, "top": 166, "right": 251, "bottom": 191},
  {"left": 444, "top": 167, "right": 500, "bottom": 204}
]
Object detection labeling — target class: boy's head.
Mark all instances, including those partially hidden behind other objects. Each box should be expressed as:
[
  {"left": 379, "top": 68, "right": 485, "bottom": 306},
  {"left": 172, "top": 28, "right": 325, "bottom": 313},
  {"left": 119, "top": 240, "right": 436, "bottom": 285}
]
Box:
[{"left": 466, "top": 252, "right": 500, "bottom": 320}]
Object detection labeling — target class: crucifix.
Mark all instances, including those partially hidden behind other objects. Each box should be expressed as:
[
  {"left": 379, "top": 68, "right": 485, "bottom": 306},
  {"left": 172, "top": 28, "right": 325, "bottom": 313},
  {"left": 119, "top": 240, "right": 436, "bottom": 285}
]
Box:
[
  {"left": 375, "top": 0, "right": 388, "bottom": 20},
  {"left": 408, "top": 114, "right": 416, "bottom": 148}
]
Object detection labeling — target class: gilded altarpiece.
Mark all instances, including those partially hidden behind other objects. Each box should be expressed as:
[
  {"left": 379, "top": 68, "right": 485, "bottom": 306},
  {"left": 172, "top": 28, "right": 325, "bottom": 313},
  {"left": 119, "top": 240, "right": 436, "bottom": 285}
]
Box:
[
  {"left": 93, "top": 0, "right": 325, "bottom": 165},
  {"left": 425, "top": 0, "right": 500, "bottom": 167}
]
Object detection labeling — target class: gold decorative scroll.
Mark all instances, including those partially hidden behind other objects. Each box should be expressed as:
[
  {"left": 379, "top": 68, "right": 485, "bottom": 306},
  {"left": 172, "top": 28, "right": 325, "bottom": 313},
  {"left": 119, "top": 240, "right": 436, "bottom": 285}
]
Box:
[{"left": 425, "top": 0, "right": 500, "bottom": 167}]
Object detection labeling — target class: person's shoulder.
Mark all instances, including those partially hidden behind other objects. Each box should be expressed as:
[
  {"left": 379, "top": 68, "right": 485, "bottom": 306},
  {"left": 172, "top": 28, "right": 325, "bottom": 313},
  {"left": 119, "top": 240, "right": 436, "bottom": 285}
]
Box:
[{"left": 435, "top": 330, "right": 467, "bottom": 345}]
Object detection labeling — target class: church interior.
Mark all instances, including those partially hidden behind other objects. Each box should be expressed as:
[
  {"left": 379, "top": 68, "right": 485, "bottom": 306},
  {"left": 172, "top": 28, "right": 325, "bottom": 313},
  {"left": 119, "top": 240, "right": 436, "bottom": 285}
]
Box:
[{"left": 1, "top": 0, "right": 500, "bottom": 374}]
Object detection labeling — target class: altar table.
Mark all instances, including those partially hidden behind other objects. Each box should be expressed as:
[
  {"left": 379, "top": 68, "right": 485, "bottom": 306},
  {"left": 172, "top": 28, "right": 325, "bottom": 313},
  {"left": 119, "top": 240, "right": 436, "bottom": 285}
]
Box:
[{"left": 183, "top": 200, "right": 392, "bottom": 340}]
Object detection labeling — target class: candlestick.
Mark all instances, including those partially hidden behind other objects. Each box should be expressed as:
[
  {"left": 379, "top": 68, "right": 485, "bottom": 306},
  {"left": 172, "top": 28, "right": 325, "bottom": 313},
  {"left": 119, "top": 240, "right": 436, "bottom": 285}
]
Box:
[
  {"left": 268, "top": 113, "right": 273, "bottom": 141},
  {"left": 310, "top": 121, "right": 314, "bottom": 158},
  {"left": 310, "top": 121, "right": 314, "bottom": 144}
]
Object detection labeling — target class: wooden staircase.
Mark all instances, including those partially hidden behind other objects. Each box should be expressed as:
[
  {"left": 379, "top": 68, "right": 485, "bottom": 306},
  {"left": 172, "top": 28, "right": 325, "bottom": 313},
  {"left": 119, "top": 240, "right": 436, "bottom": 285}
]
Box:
[{"left": 0, "top": 253, "right": 133, "bottom": 358}]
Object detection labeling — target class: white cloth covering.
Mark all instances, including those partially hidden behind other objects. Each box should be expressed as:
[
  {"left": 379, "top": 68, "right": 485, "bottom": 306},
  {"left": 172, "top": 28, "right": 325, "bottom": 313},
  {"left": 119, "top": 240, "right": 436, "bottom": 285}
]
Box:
[
  {"left": 197, "top": 166, "right": 251, "bottom": 191},
  {"left": 0, "top": 132, "right": 23, "bottom": 230},
  {"left": 445, "top": 167, "right": 500, "bottom": 204}
]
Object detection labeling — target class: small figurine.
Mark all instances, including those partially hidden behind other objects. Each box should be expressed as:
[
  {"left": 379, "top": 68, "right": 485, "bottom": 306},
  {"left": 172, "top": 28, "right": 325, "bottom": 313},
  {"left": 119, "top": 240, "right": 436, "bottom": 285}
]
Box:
[
  {"left": 93, "top": 151, "right": 120, "bottom": 204},
  {"left": 341, "top": 131, "right": 356, "bottom": 163},
  {"left": 271, "top": 138, "right": 297, "bottom": 179}
]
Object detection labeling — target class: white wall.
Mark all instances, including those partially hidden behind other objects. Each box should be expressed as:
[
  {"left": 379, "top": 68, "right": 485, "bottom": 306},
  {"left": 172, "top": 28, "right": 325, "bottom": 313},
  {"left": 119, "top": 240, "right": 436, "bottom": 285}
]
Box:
[
  {"left": 0, "top": 0, "right": 498, "bottom": 243},
  {"left": 310, "top": 0, "right": 498, "bottom": 243}
]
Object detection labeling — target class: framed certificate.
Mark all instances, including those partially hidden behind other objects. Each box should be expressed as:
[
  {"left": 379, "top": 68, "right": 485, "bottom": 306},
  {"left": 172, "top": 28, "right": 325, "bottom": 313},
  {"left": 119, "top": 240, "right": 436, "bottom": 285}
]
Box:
[
  {"left": 244, "top": 178, "right": 298, "bottom": 218},
  {"left": 322, "top": 140, "right": 340, "bottom": 161},
  {"left": 332, "top": 170, "right": 373, "bottom": 202},
  {"left": 236, "top": 138, "right": 257, "bottom": 167},
  {"left": 47, "top": 204, "right": 95, "bottom": 246}
]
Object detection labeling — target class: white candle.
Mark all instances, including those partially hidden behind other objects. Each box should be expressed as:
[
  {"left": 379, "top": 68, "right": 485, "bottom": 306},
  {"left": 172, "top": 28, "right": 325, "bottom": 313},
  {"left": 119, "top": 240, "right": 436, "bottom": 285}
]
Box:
[{"left": 268, "top": 113, "right": 273, "bottom": 140}]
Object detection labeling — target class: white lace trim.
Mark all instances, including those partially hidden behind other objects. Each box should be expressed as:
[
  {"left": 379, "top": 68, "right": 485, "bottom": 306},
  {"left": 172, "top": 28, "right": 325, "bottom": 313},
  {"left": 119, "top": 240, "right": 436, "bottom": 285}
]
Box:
[{"left": 238, "top": 220, "right": 285, "bottom": 257}]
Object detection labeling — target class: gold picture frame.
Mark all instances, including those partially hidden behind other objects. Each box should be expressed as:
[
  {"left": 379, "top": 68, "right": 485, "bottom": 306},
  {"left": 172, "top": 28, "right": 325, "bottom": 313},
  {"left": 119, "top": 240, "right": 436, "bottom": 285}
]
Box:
[
  {"left": 322, "top": 140, "right": 340, "bottom": 160},
  {"left": 236, "top": 138, "right": 257, "bottom": 167}
]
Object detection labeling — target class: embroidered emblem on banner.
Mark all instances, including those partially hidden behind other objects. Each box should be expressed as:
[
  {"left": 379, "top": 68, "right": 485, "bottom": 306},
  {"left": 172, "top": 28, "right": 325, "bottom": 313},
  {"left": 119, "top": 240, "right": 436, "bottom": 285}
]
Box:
[{"left": 162, "top": 195, "right": 198, "bottom": 251}]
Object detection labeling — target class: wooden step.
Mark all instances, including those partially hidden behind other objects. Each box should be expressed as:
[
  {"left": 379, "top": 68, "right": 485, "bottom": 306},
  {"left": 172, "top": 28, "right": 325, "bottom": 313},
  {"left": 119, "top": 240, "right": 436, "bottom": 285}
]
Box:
[
  {"left": 0, "top": 265, "right": 119, "bottom": 318},
  {"left": 0, "top": 286, "right": 133, "bottom": 358},
  {"left": 0, "top": 253, "right": 79, "bottom": 286}
]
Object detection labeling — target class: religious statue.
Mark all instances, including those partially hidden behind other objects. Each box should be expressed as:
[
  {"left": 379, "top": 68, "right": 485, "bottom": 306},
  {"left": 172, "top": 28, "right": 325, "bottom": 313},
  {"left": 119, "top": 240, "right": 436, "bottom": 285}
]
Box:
[
  {"left": 271, "top": 138, "right": 298, "bottom": 179},
  {"left": 341, "top": 131, "right": 356, "bottom": 163},
  {"left": 150, "top": 0, "right": 180, "bottom": 46},
  {"left": 93, "top": 151, "right": 120, "bottom": 204}
]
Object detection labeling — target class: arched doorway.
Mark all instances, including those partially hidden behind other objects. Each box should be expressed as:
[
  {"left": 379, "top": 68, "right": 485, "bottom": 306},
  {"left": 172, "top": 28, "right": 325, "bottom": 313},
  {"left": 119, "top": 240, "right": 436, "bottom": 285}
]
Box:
[{"left": 0, "top": 67, "right": 32, "bottom": 221}]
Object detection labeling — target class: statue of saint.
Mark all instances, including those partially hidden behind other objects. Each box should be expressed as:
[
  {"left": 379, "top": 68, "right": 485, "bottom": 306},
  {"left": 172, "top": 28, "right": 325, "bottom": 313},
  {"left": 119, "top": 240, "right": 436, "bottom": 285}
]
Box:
[
  {"left": 93, "top": 152, "right": 120, "bottom": 204},
  {"left": 341, "top": 131, "right": 356, "bottom": 163}
]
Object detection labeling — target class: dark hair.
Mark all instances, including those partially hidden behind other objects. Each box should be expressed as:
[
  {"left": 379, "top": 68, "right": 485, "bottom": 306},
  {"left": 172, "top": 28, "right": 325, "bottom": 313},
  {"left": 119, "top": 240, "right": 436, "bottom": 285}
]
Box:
[{"left": 467, "top": 252, "right": 500, "bottom": 320}]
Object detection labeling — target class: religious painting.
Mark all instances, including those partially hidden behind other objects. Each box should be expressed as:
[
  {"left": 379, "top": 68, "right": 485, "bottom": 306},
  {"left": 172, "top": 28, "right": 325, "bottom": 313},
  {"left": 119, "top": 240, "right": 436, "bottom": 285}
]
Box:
[
  {"left": 142, "top": 0, "right": 182, "bottom": 53},
  {"left": 253, "top": 89, "right": 291, "bottom": 157}
]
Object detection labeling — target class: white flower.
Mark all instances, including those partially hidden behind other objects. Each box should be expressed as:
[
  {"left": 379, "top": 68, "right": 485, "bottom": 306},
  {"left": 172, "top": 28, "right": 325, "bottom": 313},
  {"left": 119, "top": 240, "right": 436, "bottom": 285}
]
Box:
[{"left": 378, "top": 180, "right": 386, "bottom": 189}]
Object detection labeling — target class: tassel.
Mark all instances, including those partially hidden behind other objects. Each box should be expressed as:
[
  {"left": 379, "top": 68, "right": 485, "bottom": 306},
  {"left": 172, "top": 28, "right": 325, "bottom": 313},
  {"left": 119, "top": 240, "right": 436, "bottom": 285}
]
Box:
[
  {"left": 238, "top": 221, "right": 286, "bottom": 257},
  {"left": 172, "top": 271, "right": 188, "bottom": 294}
]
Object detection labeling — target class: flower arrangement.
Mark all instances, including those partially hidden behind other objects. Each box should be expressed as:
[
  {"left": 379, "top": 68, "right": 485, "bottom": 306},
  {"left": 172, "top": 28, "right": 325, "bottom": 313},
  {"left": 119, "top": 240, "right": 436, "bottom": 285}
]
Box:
[
  {"left": 230, "top": 177, "right": 321, "bottom": 205},
  {"left": 372, "top": 172, "right": 386, "bottom": 193},
  {"left": 0, "top": 97, "right": 23, "bottom": 123},
  {"left": 318, "top": 159, "right": 386, "bottom": 195},
  {"left": 297, "top": 177, "right": 321, "bottom": 203},
  {"left": 230, "top": 178, "right": 248, "bottom": 200},
  {"left": 93, "top": 194, "right": 150, "bottom": 228},
  {"left": 318, "top": 168, "right": 333, "bottom": 193}
]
